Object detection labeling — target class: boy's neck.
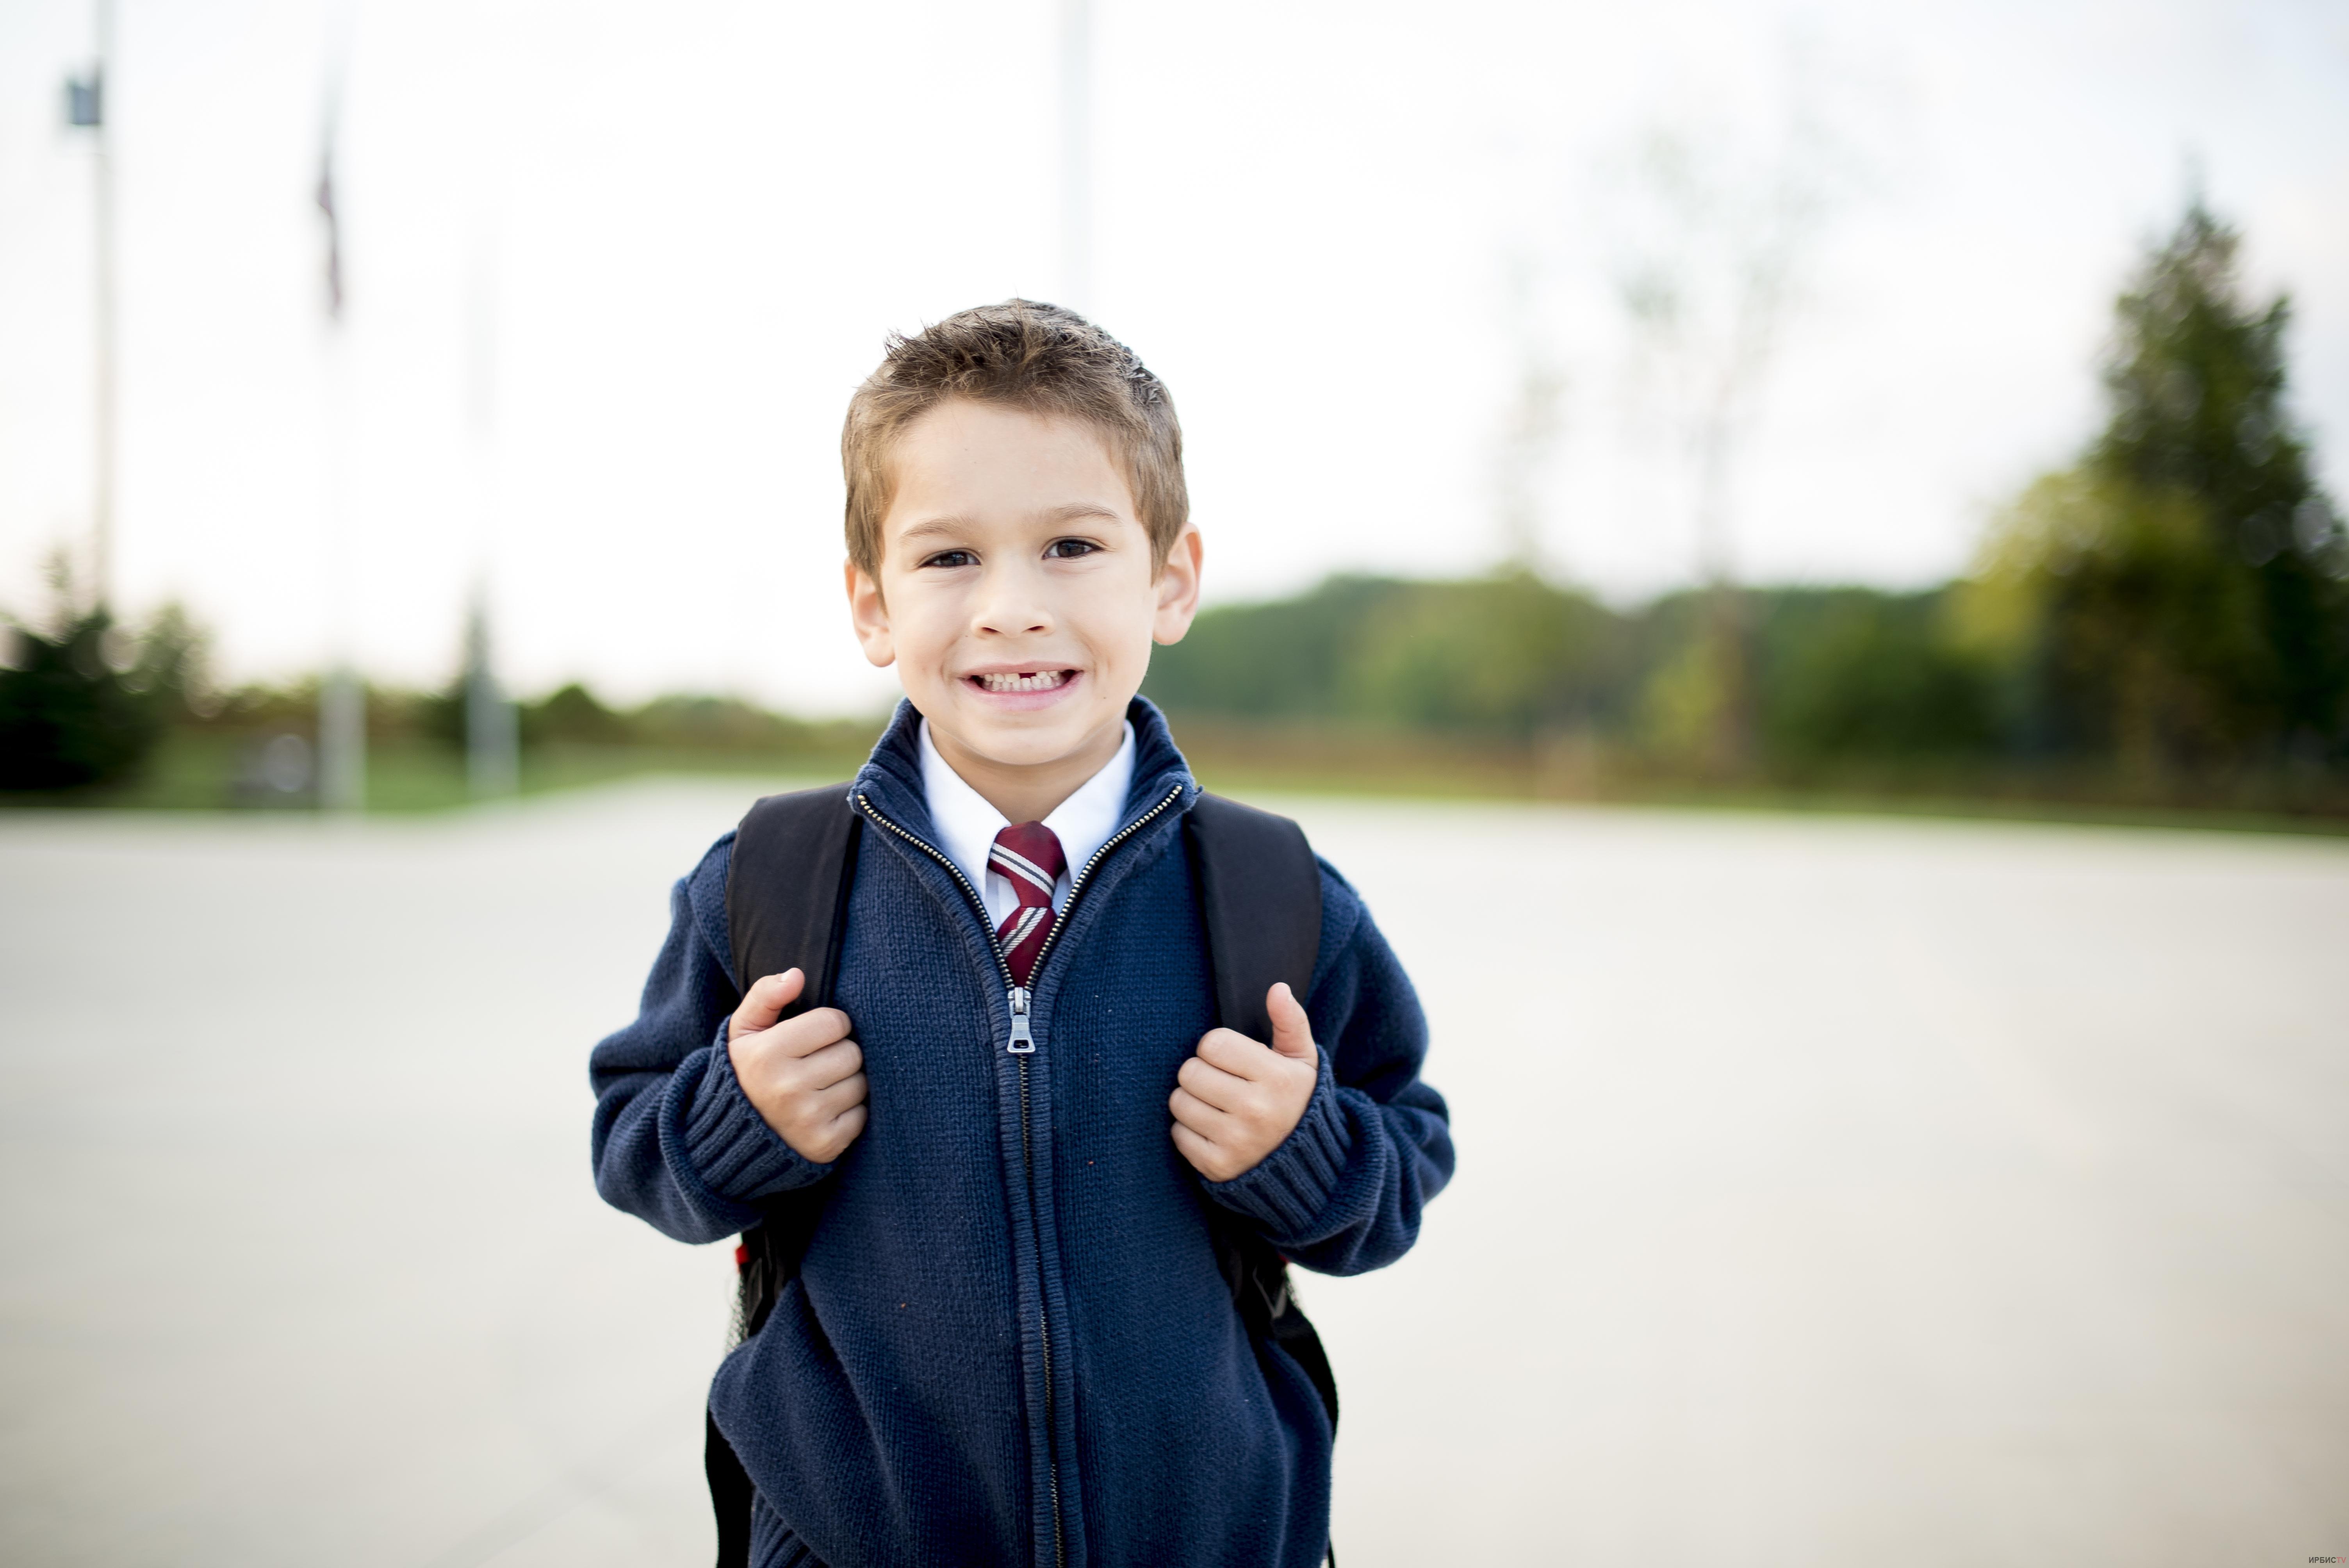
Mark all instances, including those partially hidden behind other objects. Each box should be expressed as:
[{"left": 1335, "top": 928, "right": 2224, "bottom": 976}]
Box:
[{"left": 925, "top": 715, "right": 1127, "bottom": 827}]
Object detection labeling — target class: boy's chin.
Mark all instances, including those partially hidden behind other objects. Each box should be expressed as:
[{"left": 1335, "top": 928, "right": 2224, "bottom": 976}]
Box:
[{"left": 926, "top": 693, "right": 1128, "bottom": 774}]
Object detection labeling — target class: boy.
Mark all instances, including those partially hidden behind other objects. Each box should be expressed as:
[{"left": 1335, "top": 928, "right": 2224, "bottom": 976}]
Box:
[{"left": 590, "top": 301, "right": 1453, "bottom": 1568}]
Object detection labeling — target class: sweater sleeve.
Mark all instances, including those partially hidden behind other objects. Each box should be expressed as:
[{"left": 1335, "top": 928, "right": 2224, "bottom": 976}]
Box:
[
  {"left": 1202, "top": 860, "right": 1454, "bottom": 1275},
  {"left": 588, "top": 832, "right": 837, "bottom": 1245}
]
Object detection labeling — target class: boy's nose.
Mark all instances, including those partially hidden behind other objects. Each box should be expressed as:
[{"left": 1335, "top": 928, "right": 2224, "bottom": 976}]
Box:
[{"left": 971, "top": 565, "right": 1053, "bottom": 635}]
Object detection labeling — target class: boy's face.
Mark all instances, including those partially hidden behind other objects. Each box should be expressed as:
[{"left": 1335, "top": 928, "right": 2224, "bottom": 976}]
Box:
[{"left": 847, "top": 398, "right": 1201, "bottom": 805}]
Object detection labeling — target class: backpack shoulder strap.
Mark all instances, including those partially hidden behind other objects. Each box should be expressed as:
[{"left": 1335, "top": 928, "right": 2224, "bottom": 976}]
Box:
[
  {"left": 725, "top": 782, "right": 862, "bottom": 1014},
  {"left": 1182, "top": 790, "right": 1340, "bottom": 1436},
  {"left": 710, "top": 783, "right": 863, "bottom": 1567},
  {"left": 1183, "top": 791, "right": 1323, "bottom": 1041}
]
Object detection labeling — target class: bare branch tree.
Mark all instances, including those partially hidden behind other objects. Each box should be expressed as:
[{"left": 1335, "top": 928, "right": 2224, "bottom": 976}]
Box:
[
  {"left": 1605, "top": 39, "right": 1870, "bottom": 771},
  {"left": 1495, "top": 253, "right": 1567, "bottom": 574}
]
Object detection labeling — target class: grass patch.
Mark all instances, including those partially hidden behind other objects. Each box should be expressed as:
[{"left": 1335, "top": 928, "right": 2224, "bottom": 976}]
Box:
[
  {"left": 0, "top": 732, "right": 874, "bottom": 814},
  {"left": 1169, "top": 717, "right": 2349, "bottom": 838},
  {"left": 9, "top": 718, "right": 2347, "bottom": 840}
]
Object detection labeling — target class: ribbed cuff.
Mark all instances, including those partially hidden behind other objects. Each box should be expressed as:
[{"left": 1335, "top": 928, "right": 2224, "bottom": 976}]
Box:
[
  {"left": 678, "top": 1026, "right": 835, "bottom": 1203},
  {"left": 1204, "top": 1058, "right": 1354, "bottom": 1240}
]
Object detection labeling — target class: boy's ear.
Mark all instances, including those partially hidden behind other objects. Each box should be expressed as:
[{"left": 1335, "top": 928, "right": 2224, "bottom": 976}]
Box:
[
  {"left": 1152, "top": 526, "right": 1204, "bottom": 646},
  {"left": 845, "top": 558, "right": 896, "bottom": 668}
]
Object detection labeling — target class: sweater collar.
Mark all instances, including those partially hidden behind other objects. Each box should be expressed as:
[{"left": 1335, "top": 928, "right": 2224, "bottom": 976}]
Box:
[
  {"left": 917, "top": 716, "right": 1135, "bottom": 903},
  {"left": 851, "top": 695, "right": 1198, "bottom": 852}
]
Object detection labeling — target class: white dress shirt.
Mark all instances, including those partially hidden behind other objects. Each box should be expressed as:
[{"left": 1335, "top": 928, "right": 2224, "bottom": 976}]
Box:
[{"left": 918, "top": 718, "right": 1137, "bottom": 931}]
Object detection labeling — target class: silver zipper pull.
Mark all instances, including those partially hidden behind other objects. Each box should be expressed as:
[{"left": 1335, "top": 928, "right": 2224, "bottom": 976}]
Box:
[{"left": 1006, "top": 986, "right": 1035, "bottom": 1054}]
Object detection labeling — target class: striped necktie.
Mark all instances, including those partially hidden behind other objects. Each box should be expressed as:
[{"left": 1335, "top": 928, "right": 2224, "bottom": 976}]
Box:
[{"left": 989, "top": 822, "right": 1066, "bottom": 986}]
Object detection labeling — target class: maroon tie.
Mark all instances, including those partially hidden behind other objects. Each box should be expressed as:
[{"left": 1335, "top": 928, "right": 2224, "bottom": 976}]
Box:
[{"left": 989, "top": 822, "right": 1066, "bottom": 986}]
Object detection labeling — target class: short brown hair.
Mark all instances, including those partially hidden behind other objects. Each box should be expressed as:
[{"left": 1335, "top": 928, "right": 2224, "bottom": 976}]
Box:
[{"left": 841, "top": 299, "right": 1187, "bottom": 577}]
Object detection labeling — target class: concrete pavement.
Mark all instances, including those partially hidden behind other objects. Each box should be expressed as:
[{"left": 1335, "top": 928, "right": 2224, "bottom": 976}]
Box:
[{"left": 2, "top": 784, "right": 2344, "bottom": 1565}]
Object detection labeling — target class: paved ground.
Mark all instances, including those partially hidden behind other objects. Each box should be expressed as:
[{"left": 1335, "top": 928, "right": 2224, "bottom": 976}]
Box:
[{"left": 2, "top": 783, "right": 2345, "bottom": 1567}]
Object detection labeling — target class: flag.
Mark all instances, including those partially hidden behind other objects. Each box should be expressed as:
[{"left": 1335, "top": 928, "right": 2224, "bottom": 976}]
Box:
[
  {"left": 66, "top": 73, "right": 102, "bottom": 128},
  {"left": 316, "top": 145, "right": 343, "bottom": 319}
]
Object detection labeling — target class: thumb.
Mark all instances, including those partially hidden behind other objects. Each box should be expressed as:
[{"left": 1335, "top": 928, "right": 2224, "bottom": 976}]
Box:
[
  {"left": 731, "top": 967, "right": 805, "bottom": 1040},
  {"left": 1265, "top": 982, "right": 1316, "bottom": 1061}
]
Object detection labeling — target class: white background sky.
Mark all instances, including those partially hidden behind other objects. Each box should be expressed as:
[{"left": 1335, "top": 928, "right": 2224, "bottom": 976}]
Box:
[{"left": 2, "top": 0, "right": 2344, "bottom": 714}]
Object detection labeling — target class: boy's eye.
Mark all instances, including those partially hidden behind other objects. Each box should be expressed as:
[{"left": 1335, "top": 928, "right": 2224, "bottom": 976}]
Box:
[
  {"left": 921, "top": 549, "right": 977, "bottom": 569},
  {"left": 1045, "top": 538, "right": 1100, "bottom": 559}
]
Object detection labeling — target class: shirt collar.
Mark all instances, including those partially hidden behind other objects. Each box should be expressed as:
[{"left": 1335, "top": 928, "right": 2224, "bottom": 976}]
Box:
[{"left": 917, "top": 718, "right": 1137, "bottom": 898}]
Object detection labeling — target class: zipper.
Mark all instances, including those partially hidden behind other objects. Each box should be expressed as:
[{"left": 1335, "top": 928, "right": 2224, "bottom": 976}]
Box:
[
  {"left": 853, "top": 778, "right": 1187, "bottom": 1042},
  {"left": 854, "top": 781, "right": 1181, "bottom": 1568},
  {"left": 1016, "top": 1028, "right": 1060, "bottom": 1568},
  {"left": 1025, "top": 783, "right": 1186, "bottom": 986},
  {"left": 855, "top": 792, "right": 1019, "bottom": 991}
]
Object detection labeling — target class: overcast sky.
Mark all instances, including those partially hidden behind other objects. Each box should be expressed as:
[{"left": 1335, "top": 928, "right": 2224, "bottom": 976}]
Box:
[{"left": 2, "top": 0, "right": 2344, "bottom": 713}]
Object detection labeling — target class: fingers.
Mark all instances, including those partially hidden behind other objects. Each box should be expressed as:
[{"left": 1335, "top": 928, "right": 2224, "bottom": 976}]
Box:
[
  {"left": 1168, "top": 1083, "right": 1235, "bottom": 1139},
  {"left": 1169, "top": 1106, "right": 1259, "bottom": 1185},
  {"left": 1175, "top": 1053, "right": 1251, "bottom": 1112},
  {"left": 733, "top": 1031, "right": 869, "bottom": 1164},
  {"left": 729, "top": 968, "right": 805, "bottom": 1041},
  {"left": 733, "top": 1041, "right": 847, "bottom": 1102},
  {"left": 1168, "top": 1087, "right": 1244, "bottom": 1183},
  {"left": 769, "top": 1005, "right": 854, "bottom": 1058},
  {"left": 1171, "top": 1007, "right": 1319, "bottom": 1183},
  {"left": 1265, "top": 982, "right": 1316, "bottom": 1060},
  {"left": 731, "top": 975, "right": 855, "bottom": 1060},
  {"left": 722, "top": 971, "right": 869, "bottom": 1163},
  {"left": 796, "top": 1101, "right": 867, "bottom": 1164},
  {"left": 1169, "top": 1120, "right": 1231, "bottom": 1181},
  {"left": 1173, "top": 1055, "right": 1297, "bottom": 1138},
  {"left": 792, "top": 1078, "right": 867, "bottom": 1162},
  {"left": 1193, "top": 1026, "right": 1274, "bottom": 1077},
  {"left": 805, "top": 1069, "right": 869, "bottom": 1121},
  {"left": 790, "top": 1037, "right": 864, "bottom": 1092}
]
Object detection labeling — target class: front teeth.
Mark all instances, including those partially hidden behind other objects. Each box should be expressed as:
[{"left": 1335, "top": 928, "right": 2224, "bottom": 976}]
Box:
[{"left": 977, "top": 670, "right": 1069, "bottom": 693}]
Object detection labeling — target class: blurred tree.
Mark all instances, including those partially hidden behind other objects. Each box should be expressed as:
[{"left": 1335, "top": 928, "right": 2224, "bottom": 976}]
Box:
[
  {"left": 1752, "top": 589, "right": 1994, "bottom": 763},
  {"left": 634, "top": 694, "right": 798, "bottom": 749},
  {"left": 418, "top": 674, "right": 467, "bottom": 748},
  {"left": 1966, "top": 199, "right": 2348, "bottom": 775},
  {"left": 519, "top": 681, "right": 629, "bottom": 746},
  {"left": 0, "top": 572, "right": 206, "bottom": 790},
  {"left": 1143, "top": 577, "right": 1414, "bottom": 719},
  {"left": 1494, "top": 252, "right": 1566, "bottom": 573},
  {"left": 1345, "top": 573, "right": 1624, "bottom": 736},
  {"left": 0, "top": 609, "right": 155, "bottom": 789},
  {"left": 1607, "top": 64, "right": 1866, "bottom": 777},
  {"left": 1146, "top": 574, "right": 1627, "bottom": 738},
  {"left": 127, "top": 600, "right": 214, "bottom": 720}
]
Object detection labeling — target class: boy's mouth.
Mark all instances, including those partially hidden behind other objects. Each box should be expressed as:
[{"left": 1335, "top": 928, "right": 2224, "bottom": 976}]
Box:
[{"left": 969, "top": 669, "right": 1076, "bottom": 695}]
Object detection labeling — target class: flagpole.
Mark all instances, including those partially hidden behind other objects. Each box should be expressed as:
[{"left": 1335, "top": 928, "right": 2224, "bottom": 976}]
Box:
[
  {"left": 315, "top": 70, "right": 364, "bottom": 813},
  {"left": 458, "top": 143, "right": 514, "bottom": 798},
  {"left": 1058, "top": 0, "right": 1091, "bottom": 311},
  {"left": 86, "top": 0, "right": 116, "bottom": 613},
  {"left": 318, "top": 335, "right": 362, "bottom": 811},
  {"left": 464, "top": 220, "right": 517, "bottom": 798}
]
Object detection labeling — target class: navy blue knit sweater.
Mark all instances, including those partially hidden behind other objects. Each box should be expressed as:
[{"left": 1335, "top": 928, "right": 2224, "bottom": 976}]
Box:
[{"left": 589, "top": 698, "right": 1453, "bottom": 1568}]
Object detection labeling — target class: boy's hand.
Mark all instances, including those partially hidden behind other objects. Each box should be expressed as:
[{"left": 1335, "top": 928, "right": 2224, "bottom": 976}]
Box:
[
  {"left": 727, "top": 969, "right": 868, "bottom": 1164},
  {"left": 1169, "top": 982, "right": 1319, "bottom": 1183}
]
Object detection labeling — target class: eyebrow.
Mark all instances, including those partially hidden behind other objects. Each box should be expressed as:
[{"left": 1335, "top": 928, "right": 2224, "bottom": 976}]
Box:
[
  {"left": 1041, "top": 502, "right": 1125, "bottom": 524},
  {"left": 893, "top": 503, "right": 1125, "bottom": 545},
  {"left": 894, "top": 517, "right": 976, "bottom": 547}
]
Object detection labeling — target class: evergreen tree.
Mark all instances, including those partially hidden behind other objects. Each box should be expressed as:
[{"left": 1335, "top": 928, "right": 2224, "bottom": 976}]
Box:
[
  {"left": 1973, "top": 199, "right": 2348, "bottom": 772},
  {"left": 0, "top": 568, "right": 208, "bottom": 792},
  {"left": 0, "top": 606, "right": 161, "bottom": 790}
]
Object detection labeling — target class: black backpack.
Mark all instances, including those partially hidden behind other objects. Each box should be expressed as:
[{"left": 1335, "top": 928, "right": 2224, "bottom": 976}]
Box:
[{"left": 706, "top": 783, "right": 1338, "bottom": 1568}]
